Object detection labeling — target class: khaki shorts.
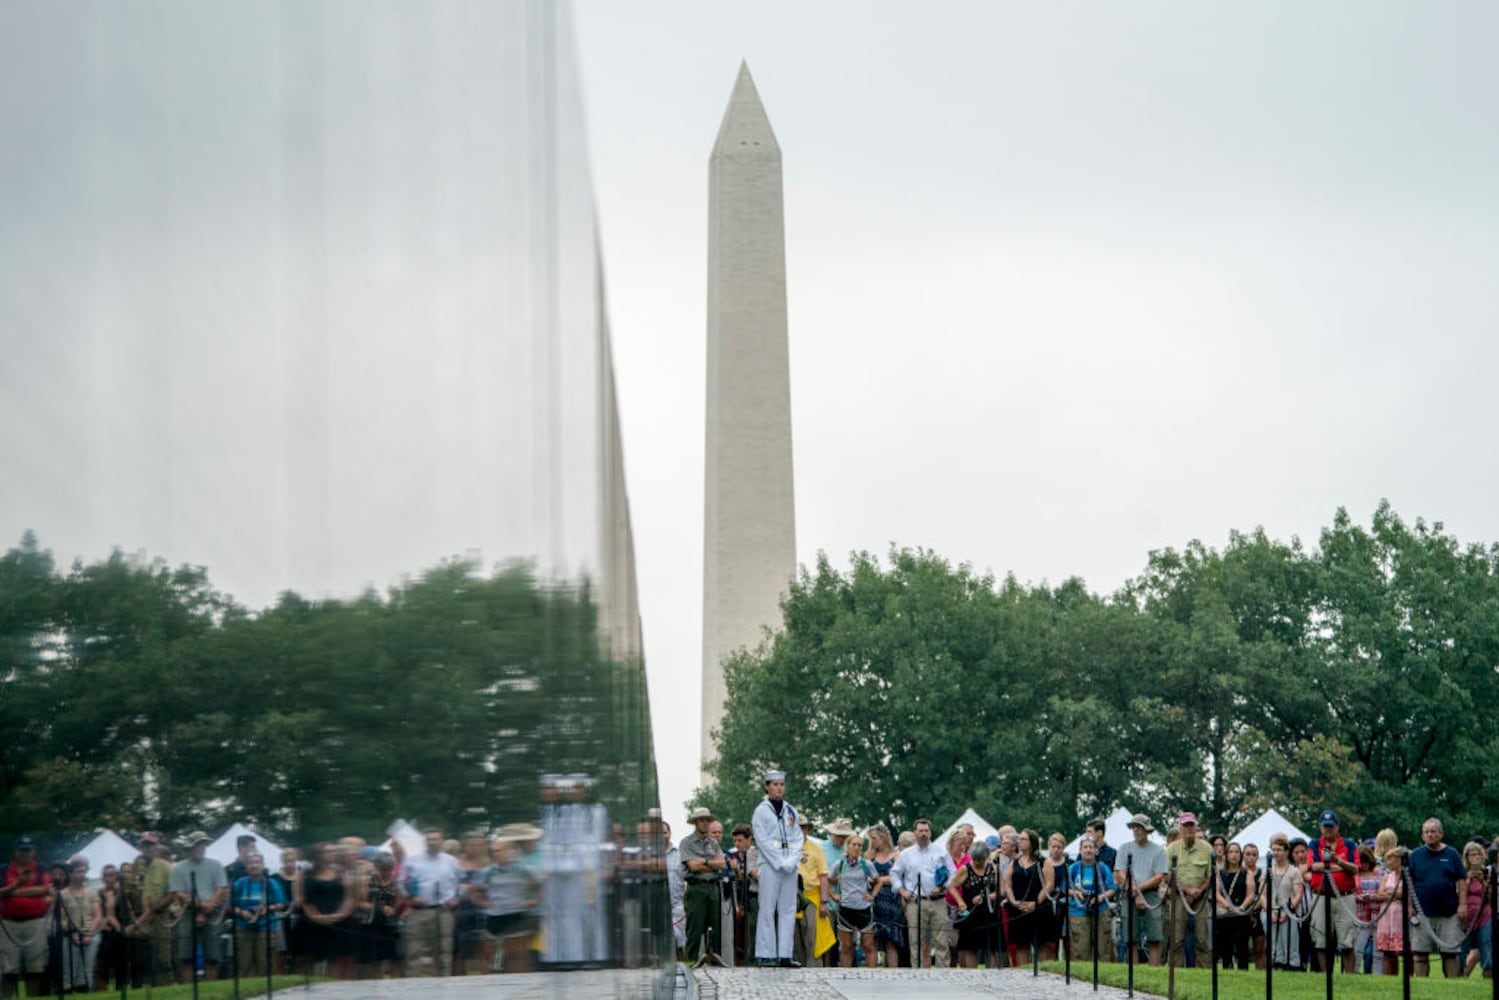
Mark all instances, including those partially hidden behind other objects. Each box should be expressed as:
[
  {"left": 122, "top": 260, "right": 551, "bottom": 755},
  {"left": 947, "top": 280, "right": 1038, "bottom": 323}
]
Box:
[
  {"left": 1069, "top": 913, "right": 1115, "bottom": 961},
  {"left": 1308, "top": 894, "right": 1359, "bottom": 951},
  {"left": 0, "top": 917, "right": 49, "bottom": 974},
  {"left": 1120, "top": 896, "right": 1164, "bottom": 943},
  {"left": 1409, "top": 913, "right": 1462, "bottom": 956},
  {"left": 175, "top": 913, "right": 227, "bottom": 964}
]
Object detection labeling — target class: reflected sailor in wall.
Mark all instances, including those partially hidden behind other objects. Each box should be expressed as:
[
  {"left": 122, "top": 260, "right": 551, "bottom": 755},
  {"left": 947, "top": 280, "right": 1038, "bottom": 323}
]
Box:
[{"left": 538, "top": 773, "right": 611, "bottom": 965}]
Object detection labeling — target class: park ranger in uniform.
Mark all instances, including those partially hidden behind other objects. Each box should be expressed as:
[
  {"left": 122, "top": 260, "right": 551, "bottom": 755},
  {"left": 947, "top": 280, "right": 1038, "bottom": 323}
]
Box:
[
  {"left": 679, "top": 807, "right": 725, "bottom": 964},
  {"left": 751, "top": 769, "right": 804, "bottom": 967}
]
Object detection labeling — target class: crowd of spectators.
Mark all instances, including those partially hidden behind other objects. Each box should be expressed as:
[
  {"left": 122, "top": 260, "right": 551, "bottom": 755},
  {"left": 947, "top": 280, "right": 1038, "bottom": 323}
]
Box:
[
  {"left": 675, "top": 798, "right": 1496, "bottom": 983},
  {"left": 0, "top": 776, "right": 689, "bottom": 996},
  {"left": 0, "top": 823, "right": 572, "bottom": 996},
  {"left": 6, "top": 799, "right": 1492, "bottom": 992}
]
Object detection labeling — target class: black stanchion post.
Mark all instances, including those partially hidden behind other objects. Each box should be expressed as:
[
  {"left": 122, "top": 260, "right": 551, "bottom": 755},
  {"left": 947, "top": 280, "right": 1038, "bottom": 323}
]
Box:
[
  {"left": 190, "top": 871, "right": 201, "bottom": 1000},
  {"left": 55, "top": 897, "right": 67, "bottom": 997},
  {"left": 1167, "top": 855, "right": 1177, "bottom": 1000},
  {"left": 1033, "top": 868, "right": 1041, "bottom": 979},
  {"left": 1211, "top": 852, "right": 1218, "bottom": 1000},
  {"left": 916, "top": 873, "right": 923, "bottom": 971},
  {"left": 1491, "top": 856, "right": 1497, "bottom": 1000},
  {"left": 1400, "top": 852, "right": 1412, "bottom": 1000},
  {"left": 228, "top": 877, "right": 240, "bottom": 1000},
  {"left": 263, "top": 872, "right": 273, "bottom": 1000},
  {"left": 1266, "top": 858, "right": 1274, "bottom": 1000},
  {"left": 1322, "top": 865, "right": 1333, "bottom": 1000},
  {"left": 1091, "top": 858, "right": 1100, "bottom": 992},
  {"left": 986, "top": 865, "right": 998, "bottom": 972},
  {"left": 53, "top": 887, "right": 71, "bottom": 997},
  {"left": 230, "top": 926, "right": 240, "bottom": 1000},
  {"left": 1124, "top": 850, "right": 1135, "bottom": 999},
  {"left": 1064, "top": 863, "right": 1071, "bottom": 985},
  {"left": 992, "top": 865, "right": 1002, "bottom": 972},
  {"left": 62, "top": 901, "right": 71, "bottom": 997}
]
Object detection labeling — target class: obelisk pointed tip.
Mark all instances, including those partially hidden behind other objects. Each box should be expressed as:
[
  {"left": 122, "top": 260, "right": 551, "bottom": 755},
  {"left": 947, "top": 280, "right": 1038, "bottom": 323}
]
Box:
[{"left": 712, "top": 61, "right": 779, "bottom": 157}]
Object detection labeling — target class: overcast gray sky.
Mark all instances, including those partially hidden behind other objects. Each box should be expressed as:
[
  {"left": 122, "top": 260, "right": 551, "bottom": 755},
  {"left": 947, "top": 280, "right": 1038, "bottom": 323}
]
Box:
[
  {"left": 571, "top": 1, "right": 1499, "bottom": 830},
  {"left": 2, "top": 2, "right": 1494, "bottom": 841}
]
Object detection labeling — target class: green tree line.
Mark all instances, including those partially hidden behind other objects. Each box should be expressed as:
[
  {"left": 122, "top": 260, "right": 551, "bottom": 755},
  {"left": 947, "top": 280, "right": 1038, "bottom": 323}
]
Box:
[
  {"left": 0, "top": 532, "right": 659, "bottom": 853},
  {"left": 700, "top": 502, "right": 1499, "bottom": 842}
]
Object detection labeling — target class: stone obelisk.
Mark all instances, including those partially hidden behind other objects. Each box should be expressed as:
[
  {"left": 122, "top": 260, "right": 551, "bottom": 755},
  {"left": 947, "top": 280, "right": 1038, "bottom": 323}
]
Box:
[{"left": 701, "top": 63, "right": 797, "bottom": 777}]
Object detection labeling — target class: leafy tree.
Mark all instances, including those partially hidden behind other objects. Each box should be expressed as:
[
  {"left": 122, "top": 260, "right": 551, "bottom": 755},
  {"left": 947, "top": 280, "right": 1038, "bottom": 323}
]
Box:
[
  {"left": 702, "top": 507, "right": 1499, "bottom": 845},
  {"left": 0, "top": 537, "right": 661, "bottom": 849},
  {"left": 1311, "top": 503, "right": 1499, "bottom": 834}
]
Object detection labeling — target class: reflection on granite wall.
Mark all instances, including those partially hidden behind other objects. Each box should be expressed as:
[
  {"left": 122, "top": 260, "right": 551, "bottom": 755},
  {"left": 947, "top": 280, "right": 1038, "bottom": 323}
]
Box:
[{"left": 0, "top": 1, "right": 668, "bottom": 993}]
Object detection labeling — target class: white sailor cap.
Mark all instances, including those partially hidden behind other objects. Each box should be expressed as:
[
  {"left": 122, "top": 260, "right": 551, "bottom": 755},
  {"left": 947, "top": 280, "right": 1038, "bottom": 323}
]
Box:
[{"left": 764, "top": 769, "right": 786, "bottom": 783}]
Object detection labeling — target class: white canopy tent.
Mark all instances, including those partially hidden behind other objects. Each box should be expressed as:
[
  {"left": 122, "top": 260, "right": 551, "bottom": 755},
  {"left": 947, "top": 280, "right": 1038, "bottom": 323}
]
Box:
[
  {"left": 1230, "top": 808, "right": 1313, "bottom": 864},
  {"left": 75, "top": 830, "right": 140, "bottom": 880},
  {"left": 206, "top": 823, "right": 283, "bottom": 872},
  {"left": 937, "top": 808, "right": 998, "bottom": 850},
  {"left": 1065, "top": 806, "right": 1166, "bottom": 858},
  {"left": 381, "top": 819, "right": 426, "bottom": 858}
]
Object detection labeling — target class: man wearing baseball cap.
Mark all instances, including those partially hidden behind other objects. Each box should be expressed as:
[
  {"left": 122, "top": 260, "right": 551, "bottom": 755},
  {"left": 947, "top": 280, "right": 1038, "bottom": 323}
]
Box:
[
  {"left": 1305, "top": 809, "right": 1359, "bottom": 973},
  {"left": 1164, "top": 812, "right": 1213, "bottom": 969},
  {"left": 170, "top": 832, "right": 229, "bottom": 982},
  {"left": 751, "top": 769, "right": 805, "bottom": 967},
  {"left": 0, "top": 835, "right": 51, "bottom": 997}
]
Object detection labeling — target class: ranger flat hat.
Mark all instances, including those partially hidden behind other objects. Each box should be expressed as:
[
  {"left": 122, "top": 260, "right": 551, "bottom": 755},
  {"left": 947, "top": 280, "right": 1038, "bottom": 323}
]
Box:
[{"left": 497, "top": 823, "right": 543, "bottom": 843}]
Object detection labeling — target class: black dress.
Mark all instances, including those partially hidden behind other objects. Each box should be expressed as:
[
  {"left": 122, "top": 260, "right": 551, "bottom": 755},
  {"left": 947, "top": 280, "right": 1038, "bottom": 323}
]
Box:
[
  {"left": 356, "top": 873, "right": 401, "bottom": 964},
  {"left": 302, "top": 872, "right": 348, "bottom": 960},
  {"left": 955, "top": 862, "right": 995, "bottom": 952},
  {"left": 1008, "top": 860, "right": 1046, "bottom": 948},
  {"left": 1215, "top": 867, "right": 1252, "bottom": 969}
]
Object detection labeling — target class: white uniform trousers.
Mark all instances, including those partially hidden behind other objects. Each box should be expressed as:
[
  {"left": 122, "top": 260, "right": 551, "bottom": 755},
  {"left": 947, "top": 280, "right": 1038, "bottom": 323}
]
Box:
[{"left": 756, "top": 864, "right": 798, "bottom": 959}]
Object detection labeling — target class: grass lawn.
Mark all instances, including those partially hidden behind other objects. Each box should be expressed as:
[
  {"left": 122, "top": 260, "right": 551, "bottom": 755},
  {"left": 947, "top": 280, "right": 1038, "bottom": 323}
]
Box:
[
  {"left": 1037, "top": 961, "right": 1496, "bottom": 999},
  {"left": 15, "top": 975, "right": 313, "bottom": 998}
]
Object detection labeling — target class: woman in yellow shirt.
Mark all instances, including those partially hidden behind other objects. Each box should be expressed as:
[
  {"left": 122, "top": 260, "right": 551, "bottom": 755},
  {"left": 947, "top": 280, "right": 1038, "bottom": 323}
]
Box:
[{"left": 796, "top": 815, "right": 836, "bottom": 964}]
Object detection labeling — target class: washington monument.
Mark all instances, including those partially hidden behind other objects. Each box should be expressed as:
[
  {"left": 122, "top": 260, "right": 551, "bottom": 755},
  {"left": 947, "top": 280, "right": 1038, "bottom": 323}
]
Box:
[{"left": 701, "top": 63, "right": 797, "bottom": 775}]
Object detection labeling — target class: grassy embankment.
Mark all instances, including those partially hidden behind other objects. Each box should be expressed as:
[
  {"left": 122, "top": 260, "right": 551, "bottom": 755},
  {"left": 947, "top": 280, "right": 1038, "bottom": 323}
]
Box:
[{"left": 1036, "top": 962, "right": 1494, "bottom": 999}]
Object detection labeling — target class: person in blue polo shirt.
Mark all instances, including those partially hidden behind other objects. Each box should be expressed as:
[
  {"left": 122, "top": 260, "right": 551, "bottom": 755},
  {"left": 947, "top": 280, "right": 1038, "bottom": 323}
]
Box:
[{"left": 1407, "top": 817, "right": 1467, "bottom": 978}]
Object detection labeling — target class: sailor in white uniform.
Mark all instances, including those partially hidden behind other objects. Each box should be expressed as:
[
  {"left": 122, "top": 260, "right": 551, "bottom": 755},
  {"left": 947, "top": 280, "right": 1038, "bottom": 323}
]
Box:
[{"left": 750, "top": 769, "right": 804, "bottom": 967}]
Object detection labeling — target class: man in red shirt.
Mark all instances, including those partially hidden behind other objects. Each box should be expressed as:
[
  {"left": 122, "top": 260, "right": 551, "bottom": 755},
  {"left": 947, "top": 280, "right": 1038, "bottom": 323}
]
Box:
[
  {"left": 0, "top": 835, "right": 52, "bottom": 998},
  {"left": 1304, "top": 810, "right": 1359, "bottom": 973}
]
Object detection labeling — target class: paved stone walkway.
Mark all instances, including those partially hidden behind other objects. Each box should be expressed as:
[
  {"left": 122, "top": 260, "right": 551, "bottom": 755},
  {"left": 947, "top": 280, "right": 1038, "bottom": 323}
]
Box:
[
  {"left": 289, "top": 968, "right": 666, "bottom": 998},
  {"left": 693, "top": 967, "right": 1139, "bottom": 999},
  {"left": 279, "top": 965, "right": 1140, "bottom": 998}
]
